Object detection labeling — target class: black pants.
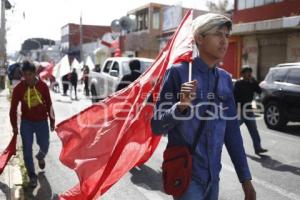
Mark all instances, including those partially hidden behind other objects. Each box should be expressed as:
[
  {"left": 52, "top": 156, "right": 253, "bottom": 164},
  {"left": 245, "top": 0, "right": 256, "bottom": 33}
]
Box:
[
  {"left": 84, "top": 79, "right": 89, "bottom": 96},
  {"left": 70, "top": 84, "right": 77, "bottom": 99},
  {"left": 63, "top": 83, "right": 69, "bottom": 95}
]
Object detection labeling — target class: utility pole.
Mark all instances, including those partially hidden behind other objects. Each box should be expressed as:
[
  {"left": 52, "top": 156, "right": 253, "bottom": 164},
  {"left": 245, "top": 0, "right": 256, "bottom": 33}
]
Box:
[
  {"left": 0, "top": 0, "right": 8, "bottom": 89},
  {"left": 79, "top": 13, "right": 83, "bottom": 62}
]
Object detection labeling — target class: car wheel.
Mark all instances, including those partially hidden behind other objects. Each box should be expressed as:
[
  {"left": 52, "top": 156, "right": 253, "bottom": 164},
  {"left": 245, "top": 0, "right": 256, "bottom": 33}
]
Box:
[
  {"left": 264, "top": 101, "right": 287, "bottom": 130},
  {"left": 91, "top": 85, "right": 99, "bottom": 103}
]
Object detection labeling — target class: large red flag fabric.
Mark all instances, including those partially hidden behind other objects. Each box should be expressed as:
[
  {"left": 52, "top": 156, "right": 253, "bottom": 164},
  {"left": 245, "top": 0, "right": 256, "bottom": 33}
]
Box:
[
  {"left": 0, "top": 134, "right": 17, "bottom": 175},
  {"left": 56, "top": 10, "right": 194, "bottom": 200}
]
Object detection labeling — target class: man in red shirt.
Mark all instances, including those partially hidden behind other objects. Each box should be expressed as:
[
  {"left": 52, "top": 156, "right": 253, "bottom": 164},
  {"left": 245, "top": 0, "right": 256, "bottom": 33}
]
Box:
[{"left": 9, "top": 61, "right": 55, "bottom": 187}]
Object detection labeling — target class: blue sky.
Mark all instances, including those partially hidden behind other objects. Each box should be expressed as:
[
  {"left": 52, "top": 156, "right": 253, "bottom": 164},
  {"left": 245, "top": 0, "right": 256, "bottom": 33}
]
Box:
[{"left": 6, "top": 0, "right": 233, "bottom": 53}]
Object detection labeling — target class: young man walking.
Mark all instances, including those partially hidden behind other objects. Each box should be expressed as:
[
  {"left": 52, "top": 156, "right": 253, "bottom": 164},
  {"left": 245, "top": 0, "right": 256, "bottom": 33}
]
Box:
[
  {"left": 9, "top": 61, "right": 55, "bottom": 187},
  {"left": 234, "top": 66, "right": 268, "bottom": 155},
  {"left": 151, "top": 13, "right": 256, "bottom": 200}
]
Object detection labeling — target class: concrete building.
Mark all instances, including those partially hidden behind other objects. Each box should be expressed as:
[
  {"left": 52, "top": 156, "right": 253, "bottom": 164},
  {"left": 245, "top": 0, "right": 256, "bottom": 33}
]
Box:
[
  {"left": 124, "top": 3, "right": 165, "bottom": 59},
  {"left": 231, "top": 0, "right": 300, "bottom": 80},
  {"left": 124, "top": 3, "right": 209, "bottom": 60}
]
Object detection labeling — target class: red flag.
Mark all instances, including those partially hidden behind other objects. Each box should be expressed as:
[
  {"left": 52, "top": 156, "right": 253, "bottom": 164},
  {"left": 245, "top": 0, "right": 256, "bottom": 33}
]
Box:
[
  {"left": 39, "top": 63, "right": 55, "bottom": 80},
  {"left": 0, "top": 134, "right": 17, "bottom": 175},
  {"left": 56, "top": 10, "right": 194, "bottom": 200},
  {"left": 100, "top": 40, "right": 112, "bottom": 48}
]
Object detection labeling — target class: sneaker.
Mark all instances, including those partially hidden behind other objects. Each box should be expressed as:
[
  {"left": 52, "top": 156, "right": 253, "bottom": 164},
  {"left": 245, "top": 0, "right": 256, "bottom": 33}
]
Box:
[
  {"left": 29, "top": 176, "right": 38, "bottom": 188},
  {"left": 255, "top": 148, "right": 268, "bottom": 155}
]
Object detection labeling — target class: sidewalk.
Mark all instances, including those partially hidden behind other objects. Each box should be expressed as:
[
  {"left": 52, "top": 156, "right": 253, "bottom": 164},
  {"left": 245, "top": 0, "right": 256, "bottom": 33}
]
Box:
[{"left": 0, "top": 89, "right": 23, "bottom": 200}]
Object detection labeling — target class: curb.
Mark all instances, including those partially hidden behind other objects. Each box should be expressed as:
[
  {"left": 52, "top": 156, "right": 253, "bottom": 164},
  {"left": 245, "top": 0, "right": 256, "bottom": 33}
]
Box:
[{"left": 0, "top": 88, "right": 24, "bottom": 200}]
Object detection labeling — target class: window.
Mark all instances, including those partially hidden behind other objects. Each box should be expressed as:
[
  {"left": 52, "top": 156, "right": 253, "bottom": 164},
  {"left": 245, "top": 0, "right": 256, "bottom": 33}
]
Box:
[
  {"left": 61, "top": 26, "right": 69, "bottom": 36},
  {"left": 271, "top": 69, "right": 288, "bottom": 82},
  {"left": 140, "top": 61, "right": 153, "bottom": 73},
  {"left": 137, "top": 15, "right": 143, "bottom": 30},
  {"left": 240, "top": 0, "right": 282, "bottom": 9},
  {"left": 110, "top": 62, "right": 120, "bottom": 77},
  {"left": 145, "top": 13, "right": 148, "bottom": 29},
  {"left": 136, "top": 9, "right": 149, "bottom": 31},
  {"left": 246, "top": 0, "right": 255, "bottom": 8},
  {"left": 103, "top": 61, "right": 112, "bottom": 73},
  {"left": 121, "top": 60, "right": 153, "bottom": 75},
  {"left": 122, "top": 62, "right": 131, "bottom": 75},
  {"left": 286, "top": 69, "right": 300, "bottom": 85},
  {"left": 152, "top": 11, "right": 160, "bottom": 30},
  {"left": 238, "top": 0, "right": 246, "bottom": 10},
  {"left": 255, "top": 0, "right": 264, "bottom": 6},
  {"left": 265, "top": 0, "right": 274, "bottom": 4}
]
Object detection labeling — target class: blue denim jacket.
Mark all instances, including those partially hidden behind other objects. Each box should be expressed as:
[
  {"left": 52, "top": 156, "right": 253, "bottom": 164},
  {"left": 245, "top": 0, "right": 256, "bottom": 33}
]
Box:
[{"left": 151, "top": 57, "right": 252, "bottom": 185}]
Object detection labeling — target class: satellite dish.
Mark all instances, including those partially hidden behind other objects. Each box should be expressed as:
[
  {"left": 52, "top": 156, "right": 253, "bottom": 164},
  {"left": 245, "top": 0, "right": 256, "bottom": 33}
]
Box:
[
  {"left": 111, "top": 19, "right": 121, "bottom": 33},
  {"left": 119, "top": 16, "right": 135, "bottom": 32}
]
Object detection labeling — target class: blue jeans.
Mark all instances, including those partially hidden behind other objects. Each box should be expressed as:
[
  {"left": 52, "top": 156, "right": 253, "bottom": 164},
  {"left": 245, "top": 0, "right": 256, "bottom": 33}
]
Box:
[
  {"left": 174, "top": 180, "right": 219, "bottom": 200},
  {"left": 239, "top": 111, "right": 262, "bottom": 151},
  {"left": 20, "top": 120, "right": 50, "bottom": 178}
]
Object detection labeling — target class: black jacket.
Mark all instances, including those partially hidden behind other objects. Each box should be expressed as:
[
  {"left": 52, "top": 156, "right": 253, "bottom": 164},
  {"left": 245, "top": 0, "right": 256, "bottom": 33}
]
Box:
[
  {"left": 70, "top": 72, "right": 78, "bottom": 85},
  {"left": 234, "top": 78, "right": 262, "bottom": 108},
  {"left": 116, "top": 71, "right": 141, "bottom": 91}
]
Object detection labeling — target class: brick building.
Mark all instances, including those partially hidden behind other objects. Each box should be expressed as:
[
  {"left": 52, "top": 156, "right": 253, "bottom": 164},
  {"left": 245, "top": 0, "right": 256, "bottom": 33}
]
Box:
[{"left": 61, "top": 23, "right": 111, "bottom": 62}]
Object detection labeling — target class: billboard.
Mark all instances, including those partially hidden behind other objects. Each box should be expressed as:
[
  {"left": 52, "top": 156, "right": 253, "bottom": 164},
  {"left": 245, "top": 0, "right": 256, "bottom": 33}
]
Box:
[{"left": 162, "top": 6, "right": 182, "bottom": 31}]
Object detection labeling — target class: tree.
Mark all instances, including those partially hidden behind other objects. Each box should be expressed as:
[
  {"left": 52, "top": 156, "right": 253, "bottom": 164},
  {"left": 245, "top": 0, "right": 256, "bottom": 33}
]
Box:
[{"left": 206, "top": 0, "right": 229, "bottom": 14}]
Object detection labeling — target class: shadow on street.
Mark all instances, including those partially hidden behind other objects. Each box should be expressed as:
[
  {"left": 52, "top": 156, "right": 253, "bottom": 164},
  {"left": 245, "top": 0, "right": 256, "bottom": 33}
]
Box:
[
  {"left": 278, "top": 124, "right": 300, "bottom": 137},
  {"left": 130, "top": 164, "right": 164, "bottom": 192},
  {"left": 23, "top": 172, "right": 53, "bottom": 200},
  {"left": 247, "top": 154, "right": 300, "bottom": 176},
  {"left": 0, "top": 181, "right": 10, "bottom": 200},
  {"left": 55, "top": 99, "right": 72, "bottom": 104}
]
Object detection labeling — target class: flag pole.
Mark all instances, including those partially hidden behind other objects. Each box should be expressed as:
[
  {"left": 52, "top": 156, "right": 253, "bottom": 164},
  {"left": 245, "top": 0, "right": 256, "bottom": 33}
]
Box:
[
  {"left": 188, "top": 62, "right": 192, "bottom": 82},
  {"left": 189, "top": 38, "right": 196, "bottom": 82}
]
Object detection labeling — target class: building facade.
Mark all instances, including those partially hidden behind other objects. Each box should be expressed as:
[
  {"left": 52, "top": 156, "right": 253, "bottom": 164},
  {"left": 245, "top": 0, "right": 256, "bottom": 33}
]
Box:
[
  {"left": 124, "top": 3, "right": 165, "bottom": 59},
  {"left": 124, "top": 3, "right": 211, "bottom": 62},
  {"left": 61, "top": 23, "right": 111, "bottom": 62},
  {"left": 232, "top": 0, "right": 300, "bottom": 80}
]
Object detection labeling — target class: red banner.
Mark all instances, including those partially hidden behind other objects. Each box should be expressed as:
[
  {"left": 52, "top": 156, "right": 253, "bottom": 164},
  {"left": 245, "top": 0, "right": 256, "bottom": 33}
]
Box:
[{"left": 56, "top": 10, "right": 194, "bottom": 200}]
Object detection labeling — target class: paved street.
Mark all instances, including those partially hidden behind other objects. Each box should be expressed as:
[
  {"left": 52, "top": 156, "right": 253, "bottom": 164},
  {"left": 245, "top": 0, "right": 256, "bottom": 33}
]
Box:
[{"left": 27, "top": 87, "right": 300, "bottom": 200}]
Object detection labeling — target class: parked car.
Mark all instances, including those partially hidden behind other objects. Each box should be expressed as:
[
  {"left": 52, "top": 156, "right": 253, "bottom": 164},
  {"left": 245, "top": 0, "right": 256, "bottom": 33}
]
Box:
[
  {"left": 89, "top": 57, "right": 154, "bottom": 102},
  {"left": 259, "top": 63, "right": 300, "bottom": 129}
]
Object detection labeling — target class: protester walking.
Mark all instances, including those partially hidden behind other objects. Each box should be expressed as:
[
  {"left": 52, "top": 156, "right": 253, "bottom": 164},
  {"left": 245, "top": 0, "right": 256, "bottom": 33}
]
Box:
[
  {"left": 151, "top": 13, "right": 256, "bottom": 200},
  {"left": 234, "top": 66, "right": 268, "bottom": 155},
  {"left": 62, "top": 74, "right": 70, "bottom": 96},
  {"left": 9, "top": 61, "right": 55, "bottom": 188},
  {"left": 70, "top": 68, "right": 78, "bottom": 100},
  {"left": 82, "top": 65, "right": 90, "bottom": 96}
]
